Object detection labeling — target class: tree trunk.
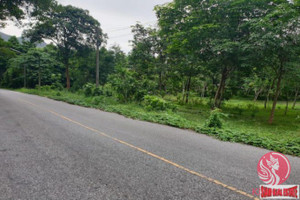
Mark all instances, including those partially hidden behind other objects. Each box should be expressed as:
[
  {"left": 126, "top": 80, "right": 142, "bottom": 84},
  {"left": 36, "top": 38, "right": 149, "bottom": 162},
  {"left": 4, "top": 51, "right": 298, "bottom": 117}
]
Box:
[
  {"left": 24, "top": 65, "right": 27, "bottom": 88},
  {"left": 264, "top": 77, "right": 276, "bottom": 109},
  {"left": 292, "top": 88, "right": 299, "bottom": 109},
  {"left": 268, "top": 64, "right": 284, "bottom": 124},
  {"left": 38, "top": 56, "right": 41, "bottom": 90},
  {"left": 159, "top": 71, "right": 163, "bottom": 92},
  {"left": 201, "top": 82, "right": 207, "bottom": 98},
  {"left": 66, "top": 63, "right": 70, "bottom": 90},
  {"left": 185, "top": 76, "right": 191, "bottom": 104},
  {"left": 254, "top": 88, "right": 263, "bottom": 102},
  {"left": 182, "top": 80, "right": 186, "bottom": 103},
  {"left": 214, "top": 67, "right": 229, "bottom": 108},
  {"left": 96, "top": 45, "right": 100, "bottom": 87},
  {"left": 264, "top": 89, "right": 270, "bottom": 109}
]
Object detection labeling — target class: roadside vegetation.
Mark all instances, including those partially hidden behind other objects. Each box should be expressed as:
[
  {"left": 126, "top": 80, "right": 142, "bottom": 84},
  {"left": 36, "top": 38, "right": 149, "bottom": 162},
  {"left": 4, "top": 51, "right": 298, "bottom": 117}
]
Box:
[
  {"left": 18, "top": 87, "right": 300, "bottom": 156},
  {"left": 0, "top": 0, "right": 299, "bottom": 156}
]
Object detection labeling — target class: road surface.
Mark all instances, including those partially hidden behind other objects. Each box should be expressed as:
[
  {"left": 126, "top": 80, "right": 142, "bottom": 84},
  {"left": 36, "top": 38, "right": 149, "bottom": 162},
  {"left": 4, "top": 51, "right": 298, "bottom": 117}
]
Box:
[{"left": 0, "top": 89, "right": 299, "bottom": 200}]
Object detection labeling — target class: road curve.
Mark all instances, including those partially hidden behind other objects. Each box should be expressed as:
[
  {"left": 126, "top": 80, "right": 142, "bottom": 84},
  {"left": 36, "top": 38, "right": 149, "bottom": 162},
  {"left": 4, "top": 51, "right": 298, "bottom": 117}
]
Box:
[{"left": 0, "top": 89, "right": 299, "bottom": 200}]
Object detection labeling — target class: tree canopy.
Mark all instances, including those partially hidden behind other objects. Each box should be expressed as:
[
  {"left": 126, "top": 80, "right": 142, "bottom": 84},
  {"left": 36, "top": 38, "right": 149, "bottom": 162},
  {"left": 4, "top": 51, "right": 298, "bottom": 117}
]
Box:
[{"left": 24, "top": 3, "right": 104, "bottom": 89}]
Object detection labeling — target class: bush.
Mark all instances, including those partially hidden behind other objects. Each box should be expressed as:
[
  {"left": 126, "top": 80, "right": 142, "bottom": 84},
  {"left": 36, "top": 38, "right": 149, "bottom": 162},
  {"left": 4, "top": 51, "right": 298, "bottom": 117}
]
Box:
[
  {"left": 83, "top": 83, "right": 104, "bottom": 97},
  {"left": 108, "top": 67, "right": 157, "bottom": 102},
  {"left": 205, "top": 109, "right": 226, "bottom": 129},
  {"left": 190, "top": 97, "right": 204, "bottom": 106},
  {"left": 143, "top": 95, "right": 177, "bottom": 111},
  {"left": 51, "top": 83, "right": 64, "bottom": 91},
  {"left": 103, "top": 84, "right": 113, "bottom": 97},
  {"left": 38, "top": 85, "right": 52, "bottom": 91},
  {"left": 92, "top": 96, "right": 104, "bottom": 105},
  {"left": 108, "top": 68, "right": 139, "bottom": 102},
  {"left": 93, "top": 87, "right": 103, "bottom": 96},
  {"left": 83, "top": 83, "right": 94, "bottom": 96}
]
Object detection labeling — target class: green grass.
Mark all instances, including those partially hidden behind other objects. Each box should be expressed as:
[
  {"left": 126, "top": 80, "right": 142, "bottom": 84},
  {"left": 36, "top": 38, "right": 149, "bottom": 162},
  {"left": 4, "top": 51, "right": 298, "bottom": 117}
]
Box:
[{"left": 17, "top": 88, "right": 300, "bottom": 156}]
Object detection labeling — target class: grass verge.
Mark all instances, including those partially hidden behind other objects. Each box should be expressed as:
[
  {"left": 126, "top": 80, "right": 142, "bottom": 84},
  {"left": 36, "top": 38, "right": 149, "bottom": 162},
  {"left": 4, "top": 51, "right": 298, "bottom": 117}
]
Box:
[{"left": 16, "top": 88, "right": 300, "bottom": 157}]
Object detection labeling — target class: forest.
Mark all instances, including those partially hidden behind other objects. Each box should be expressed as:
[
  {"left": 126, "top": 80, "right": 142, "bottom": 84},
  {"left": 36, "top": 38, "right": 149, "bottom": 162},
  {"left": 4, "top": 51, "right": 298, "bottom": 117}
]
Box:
[{"left": 0, "top": 0, "right": 300, "bottom": 156}]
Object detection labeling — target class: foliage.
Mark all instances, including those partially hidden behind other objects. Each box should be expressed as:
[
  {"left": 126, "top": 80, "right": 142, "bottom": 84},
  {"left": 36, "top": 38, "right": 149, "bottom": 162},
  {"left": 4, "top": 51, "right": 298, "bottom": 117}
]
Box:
[
  {"left": 108, "top": 66, "right": 155, "bottom": 102},
  {"left": 17, "top": 88, "right": 300, "bottom": 156},
  {"left": 197, "top": 127, "right": 300, "bottom": 156},
  {"left": 1, "top": 46, "right": 63, "bottom": 88},
  {"left": 82, "top": 83, "right": 103, "bottom": 97},
  {"left": 0, "top": 38, "right": 16, "bottom": 83},
  {"left": 0, "top": 0, "right": 54, "bottom": 27},
  {"left": 2, "top": 0, "right": 300, "bottom": 156},
  {"left": 205, "top": 109, "right": 226, "bottom": 129},
  {"left": 24, "top": 3, "right": 103, "bottom": 89},
  {"left": 143, "top": 95, "right": 177, "bottom": 111},
  {"left": 83, "top": 83, "right": 95, "bottom": 97}
]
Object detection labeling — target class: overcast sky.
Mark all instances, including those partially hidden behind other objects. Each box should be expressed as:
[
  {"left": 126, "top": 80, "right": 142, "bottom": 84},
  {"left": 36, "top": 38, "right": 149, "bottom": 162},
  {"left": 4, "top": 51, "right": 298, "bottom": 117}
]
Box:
[{"left": 1, "top": 0, "right": 171, "bottom": 53}]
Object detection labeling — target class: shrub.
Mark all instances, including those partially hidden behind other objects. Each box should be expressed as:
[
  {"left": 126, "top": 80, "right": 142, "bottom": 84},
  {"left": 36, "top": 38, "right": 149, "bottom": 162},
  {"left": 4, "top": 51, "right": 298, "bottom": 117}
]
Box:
[
  {"left": 190, "top": 97, "right": 204, "bottom": 106},
  {"left": 247, "top": 104, "right": 259, "bottom": 118},
  {"left": 83, "top": 83, "right": 104, "bottom": 97},
  {"left": 92, "top": 96, "right": 103, "bottom": 105},
  {"left": 134, "top": 89, "right": 147, "bottom": 102},
  {"left": 108, "top": 68, "right": 139, "bottom": 102},
  {"left": 83, "top": 83, "right": 94, "bottom": 97},
  {"left": 108, "top": 67, "right": 157, "bottom": 102},
  {"left": 93, "top": 87, "right": 103, "bottom": 96},
  {"left": 39, "top": 85, "right": 52, "bottom": 91},
  {"left": 143, "top": 95, "right": 177, "bottom": 111},
  {"left": 51, "top": 83, "right": 63, "bottom": 91},
  {"left": 205, "top": 109, "right": 226, "bottom": 129},
  {"left": 176, "top": 94, "right": 184, "bottom": 104},
  {"left": 103, "top": 84, "right": 113, "bottom": 97}
]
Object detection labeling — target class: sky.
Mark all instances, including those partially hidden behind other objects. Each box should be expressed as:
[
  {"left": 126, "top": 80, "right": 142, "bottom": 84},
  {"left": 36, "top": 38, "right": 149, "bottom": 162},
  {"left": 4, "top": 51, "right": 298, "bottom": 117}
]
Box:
[{"left": 1, "top": 0, "right": 171, "bottom": 53}]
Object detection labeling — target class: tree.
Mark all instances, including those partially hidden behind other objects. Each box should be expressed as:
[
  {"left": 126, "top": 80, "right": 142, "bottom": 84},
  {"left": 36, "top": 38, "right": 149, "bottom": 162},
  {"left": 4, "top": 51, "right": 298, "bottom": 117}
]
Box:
[
  {"left": 129, "top": 23, "right": 156, "bottom": 76},
  {"left": 0, "top": 0, "right": 54, "bottom": 28},
  {"left": 156, "top": 0, "right": 276, "bottom": 107},
  {"left": 25, "top": 4, "right": 102, "bottom": 89},
  {"left": 249, "top": 1, "right": 300, "bottom": 124},
  {"left": 1, "top": 47, "right": 63, "bottom": 88},
  {"left": 95, "top": 27, "right": 105, "bottom": 87},
  {"left": 243, "top": 69, "right": 271, "bottom": 102},
  {"left": 285, "top": 63, "right": 300, "bottom": 110},
  {"left": 0, "top": 37, "right": 16, "bottom": 82}
]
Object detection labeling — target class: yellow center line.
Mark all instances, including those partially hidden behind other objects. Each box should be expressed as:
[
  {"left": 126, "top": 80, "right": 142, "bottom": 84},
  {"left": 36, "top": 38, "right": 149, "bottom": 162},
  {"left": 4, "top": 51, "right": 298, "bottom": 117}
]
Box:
[{"left": 20, "top": 99, "right": 259, "bottom": 200}]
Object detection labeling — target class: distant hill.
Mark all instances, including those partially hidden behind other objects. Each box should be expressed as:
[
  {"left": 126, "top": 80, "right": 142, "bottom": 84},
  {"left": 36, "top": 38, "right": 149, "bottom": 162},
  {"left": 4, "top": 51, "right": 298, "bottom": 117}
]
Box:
[
  {"left": 0, "top": 31, "right": 47, "bottom": 48},
  {"left": 0, "top": 32, "right": 12, "bottom": 41}
]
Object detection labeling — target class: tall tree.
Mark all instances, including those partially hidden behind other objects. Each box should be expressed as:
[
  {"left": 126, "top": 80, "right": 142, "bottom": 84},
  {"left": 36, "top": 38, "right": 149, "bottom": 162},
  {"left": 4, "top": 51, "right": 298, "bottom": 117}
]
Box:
[
  {"left": 0, "top": 37, "right": 16, "bottom": 82},
  {"left": 1, "top": 47, "right": 62, "bottom": 88},
  {"left": 25, "top": 4, "right": 102, "bottom": 89},
  {"left": 249, "top": 1, "right": 300, "bottom": 124},
  {"left": 0, "top": 0, "right": 54, "bottom": 28},
  {"left": 86, "top": 23, "right": 105, "bottom": 87},
  {"left": 156, "top": 0, "right": 281, "bottom": 107}
]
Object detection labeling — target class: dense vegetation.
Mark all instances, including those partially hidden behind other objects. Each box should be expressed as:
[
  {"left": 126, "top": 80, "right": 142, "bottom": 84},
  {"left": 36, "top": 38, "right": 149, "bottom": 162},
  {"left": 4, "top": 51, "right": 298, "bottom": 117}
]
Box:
[{"left": 0, "top": 0, "right": 299, "bottom": 155}]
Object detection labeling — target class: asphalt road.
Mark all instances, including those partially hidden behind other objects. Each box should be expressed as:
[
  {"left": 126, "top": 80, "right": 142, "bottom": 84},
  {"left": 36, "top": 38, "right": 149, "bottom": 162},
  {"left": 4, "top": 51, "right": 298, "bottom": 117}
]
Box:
[{"left": 0, "top": 89, "right": 299, "bottom": 200}]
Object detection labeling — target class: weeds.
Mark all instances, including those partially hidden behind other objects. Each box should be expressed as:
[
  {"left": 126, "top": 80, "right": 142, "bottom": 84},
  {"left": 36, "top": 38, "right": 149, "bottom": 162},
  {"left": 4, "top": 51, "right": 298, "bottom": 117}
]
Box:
[{"left": 17, "top": 88, "right": 300, "bottom": 157}]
